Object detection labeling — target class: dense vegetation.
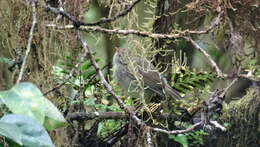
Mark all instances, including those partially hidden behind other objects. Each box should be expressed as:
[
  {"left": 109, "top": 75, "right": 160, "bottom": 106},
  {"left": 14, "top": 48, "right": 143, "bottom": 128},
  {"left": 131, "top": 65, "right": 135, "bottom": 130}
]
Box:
[{"left": 0, "top": 0, "right": 259, "bottom": 146}]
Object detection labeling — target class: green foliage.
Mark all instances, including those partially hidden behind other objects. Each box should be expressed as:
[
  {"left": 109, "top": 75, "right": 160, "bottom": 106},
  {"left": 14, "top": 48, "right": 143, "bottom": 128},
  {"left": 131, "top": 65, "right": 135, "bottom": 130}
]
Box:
[
  {"left": 169, "top": 134, "right": 188, "bottom": 147},
  {"left": 169, "top": 130, "right": 208, "bottom": 147},
  {"left": 0, "top": 82, "right": 68, "bottom": 130},
  {"left": 0, "top": 114, "right": 54, "bottom": 147},
  {"left": 97, "top": 119, "right": 126, "bottom": 138},
  {"left": 82, "top": 87, "right": 123, "bottom": 137},
  {"left": 245, "top": 59, "right": 260, "bottom": 79},
  {"left": 53, "top": 54, "right": 100, "bottom": 89},
  {"left": 83, "top": 97, "right": 121, "bottom": 112},
  {"left": 0, "top": 57, "right": 13, "bottom": 65},
  {"left": 81, "top": 59, "right": 100, "bottom": 82},
  {"left": 171, "top": 66, "right": 217, "bottom": 94},
  {"left": 51, "top": 54, "right": 102, "bottom": 111}
]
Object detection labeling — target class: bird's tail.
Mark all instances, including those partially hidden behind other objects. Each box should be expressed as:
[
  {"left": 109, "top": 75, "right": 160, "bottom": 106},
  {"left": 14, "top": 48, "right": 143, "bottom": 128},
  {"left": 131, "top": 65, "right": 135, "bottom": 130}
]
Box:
[{"left": 165, "top": 84, "right": 182, "bottom": 100}]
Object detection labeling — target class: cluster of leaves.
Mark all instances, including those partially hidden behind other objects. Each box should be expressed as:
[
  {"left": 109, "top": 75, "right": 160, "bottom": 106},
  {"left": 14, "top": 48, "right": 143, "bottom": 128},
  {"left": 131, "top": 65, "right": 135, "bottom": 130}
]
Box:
[
  {"left": 51, "top": 54, "right": 101, "bottom": 111},
  {"left": 84, "top": 97, "right": 121, "bottom": 112},
  {"left": 171, "top": 66, "right": 217, "bottom": 94},
  {"left": 53, "top": 55, "right": 100, "bottom": 88},
  {"left": 83, "top": 97, "right": 125, "bottom": 139},
  {"left": 169, "top": 130, "right": 208, "bottom": 147},
  {"left": 53, "top": 56, "right": 126, "bottom": 139},
  {"left": 97, "top": 120, "right": 126, "bottom": 138}
]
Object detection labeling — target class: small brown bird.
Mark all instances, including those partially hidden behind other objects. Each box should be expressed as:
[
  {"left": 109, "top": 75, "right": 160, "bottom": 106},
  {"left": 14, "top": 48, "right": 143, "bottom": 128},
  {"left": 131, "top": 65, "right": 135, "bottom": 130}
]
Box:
[{"left": 113, "top": 48, "right": 182, "bottom": 100}]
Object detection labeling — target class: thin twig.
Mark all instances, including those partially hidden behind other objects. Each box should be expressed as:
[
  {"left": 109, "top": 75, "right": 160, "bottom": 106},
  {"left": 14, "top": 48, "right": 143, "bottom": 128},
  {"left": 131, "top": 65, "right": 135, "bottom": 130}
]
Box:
[
  {"left": 46, "top": 23, "right": 222, "bottom": 40},
  {"left": 16, "top": 2, "right": 37, "bottom": 84},
  {"left": 210, "top": 121, "right": 226, "bottom": 131},
  {"left": 151, "top": 121, "right": 202, "bottom": 135},
  {"left": 183, "top": 36, "right": 225, "bottom": 77},
  {"left": 66, "top": 112, "right": 128, "bottom": 121},
  {"left": 43, "top": 0, "right": 141, "bottom": 27},
  {"left": 84, "top": 0, "right": 141, "bottom": 26},
  {"left": 46, "top": 24, "right": 181, "bottom": 39},
  {"left": 66, "top": 111, "right": 180, "bottom": 121},
  {"left": 46, "top": 24, "right": 220, "bottom": 40},
  {"left": 44, "top": 81, "right": 66, "bottom": 96},
  {"left": 187, "top": 11, "right": 223, "bottom": 34}
]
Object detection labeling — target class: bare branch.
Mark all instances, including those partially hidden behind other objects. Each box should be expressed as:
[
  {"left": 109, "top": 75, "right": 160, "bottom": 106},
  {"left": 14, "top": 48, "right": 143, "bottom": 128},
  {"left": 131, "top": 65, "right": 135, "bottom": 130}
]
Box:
[
  {"left": 16, "top": 2, "right": 37, "bottom": 83},
  {"left": 151, "top": 122, "right": 202, "bottom": 135},
  {"left": 210, "top": 121, "right": 226, "bottom": 131},
  {"left": 66, "top": 112, "right": 128, "bottom": 121},
  {"left": 44, "top": 81, "right": 66, "bottom": 96},
  {"left": 46, "top": 11, "right": 223, "bottom": 39},
  {"left": 46, "top": 24, "right": 221, "bottom": 40},
  {"left": 43, "top": 0, "right": 141, "bottom": 27},
  {"left": 46, "top": 24, "right": 181, "bottom": 39},
  {"left": 183, "top": 37, "right": 225, "bottom": 77},
  {"left": 146, "top": 128, "right": 153, "bottom": 147},
  {"left": 187, "top": 11, "right": 223, "bottom": 35},
  {"left": 85, "top": 0, "right": 141, "bottom": 26},
  {"left": 66, "top": 111, "right": 181, "bottom": 121}
]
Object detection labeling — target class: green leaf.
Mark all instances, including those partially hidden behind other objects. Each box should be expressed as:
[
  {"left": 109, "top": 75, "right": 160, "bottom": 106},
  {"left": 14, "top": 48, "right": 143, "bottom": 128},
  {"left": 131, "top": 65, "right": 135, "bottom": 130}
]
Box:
[
  {"left": 43, "top": 98, "right": 68, "bottom": 130},
  {"left": 82, "top": 69, "right": 97, "bottom": 79},
  {"left": 81, "top": 60, "right": 92, "bottom": 71},
  {"left": 0, "top": 83, "right": 46, "bottom": 124},
  {"left": 0, "top": 122, "right": 23, "bottom": 145},
  {"left": 0, "top": 114, "right": 54, "bottom": 147},
  {"left": 169, "top": 134, "right": 188, "bottom": 147},
  {"left": 84, "top": 98, "right": 96, "bottom": 106},
  {"left": 81, "top": 59, "right": 100, "bottom": 71},
  {"left": 0, "top": 82, "right": 68, "bottom": 130},
  {"left": 0, "top": 57, "right": 13, "bottom": 64}
]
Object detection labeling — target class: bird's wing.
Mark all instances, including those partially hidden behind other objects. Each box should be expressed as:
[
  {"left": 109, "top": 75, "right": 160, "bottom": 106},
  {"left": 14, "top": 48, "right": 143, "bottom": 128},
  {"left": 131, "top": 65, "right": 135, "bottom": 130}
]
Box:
[
  {"left": 139, "top": 70, "right": 165, "bottom": 97},
  {"left": 140, "top": 70, "right": 182, "bottom": 99}
]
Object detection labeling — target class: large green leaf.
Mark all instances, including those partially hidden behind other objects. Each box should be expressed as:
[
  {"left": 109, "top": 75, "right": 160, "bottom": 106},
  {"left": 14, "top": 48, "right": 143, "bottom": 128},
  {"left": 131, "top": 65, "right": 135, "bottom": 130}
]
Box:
[
  {"left": 0, "top": 83, "right": 45, "bottom": 124},
  {"left": 0, "top": 82, "right": 68, "bottom": 130},
  {"left": 0, "top": 122, "right": 22, "bottom": 145},
  {"left": 43, "top": 98, "right": 68, "bottom": 130},
  {"left": 0, "top": 114, "right": 54, "bottom": 147}
]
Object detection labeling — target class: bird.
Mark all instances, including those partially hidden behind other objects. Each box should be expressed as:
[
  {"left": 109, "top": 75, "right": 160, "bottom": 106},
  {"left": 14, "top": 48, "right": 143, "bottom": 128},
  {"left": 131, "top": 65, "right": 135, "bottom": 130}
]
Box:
[{"left": 112, "top": 48, "right": 182, "bottom": 101}]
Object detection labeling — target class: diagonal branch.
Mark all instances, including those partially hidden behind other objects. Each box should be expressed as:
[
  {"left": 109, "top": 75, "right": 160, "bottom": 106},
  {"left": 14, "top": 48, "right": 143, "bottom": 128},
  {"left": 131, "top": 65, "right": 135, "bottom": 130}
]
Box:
[
  {"left": 76, "top": 30, "right": 144, "bottom": 126},
  {"left": 183, "top": 36, "right": 225, "bottom": 77},
  {"left": 16, "top": 1, "right": 37, "bottom": 84},
  {"left": 85, "top": 0, "right": 141, "bottom": 26},
  {"left": 42, "top": 0, "right": 141, "bottom": 27}
]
